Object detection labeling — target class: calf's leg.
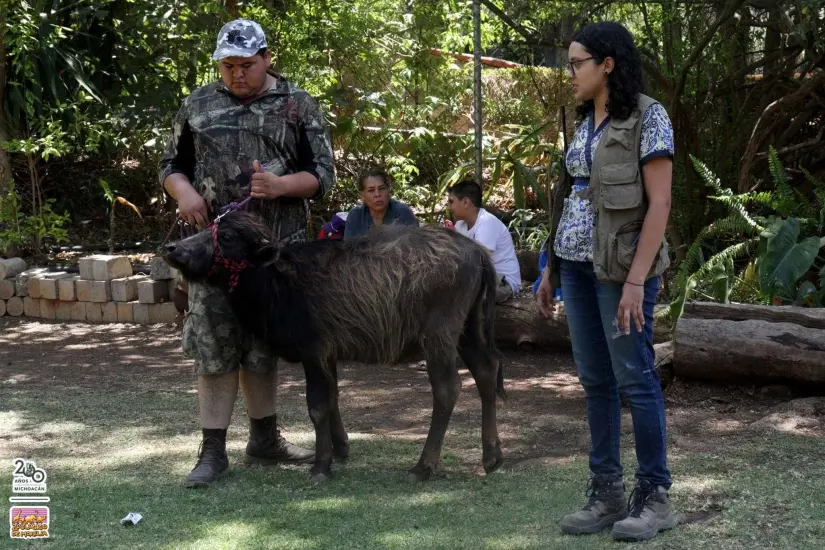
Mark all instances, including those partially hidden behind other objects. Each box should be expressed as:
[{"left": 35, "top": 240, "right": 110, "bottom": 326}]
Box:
[
  {"left": 302, "top": 360, "right": 334, "bottom": 483},
  {"left": 458, "top": 332, "right": 504, "bottom": 474},
  {"left": 409, "top": 344, "right": 461, "bottom": 481},
  {"left": 328, "top": 361, "right": 349, "bottom": 461}
]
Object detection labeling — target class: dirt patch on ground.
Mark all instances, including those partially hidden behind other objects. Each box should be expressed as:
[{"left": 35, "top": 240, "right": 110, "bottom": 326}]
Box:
[{"left": 1, "top": 317, "right": 818, "bottom": 468}]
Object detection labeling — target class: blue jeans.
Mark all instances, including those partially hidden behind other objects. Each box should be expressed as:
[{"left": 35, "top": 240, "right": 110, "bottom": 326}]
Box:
[{"left": 560, "top": 259, "right": 671, "bottom": 489}]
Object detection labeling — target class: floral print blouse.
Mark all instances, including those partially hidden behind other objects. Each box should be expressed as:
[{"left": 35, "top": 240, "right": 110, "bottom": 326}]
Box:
[{"left": 553, "top": 103, "right": 675, "bottom": 262}]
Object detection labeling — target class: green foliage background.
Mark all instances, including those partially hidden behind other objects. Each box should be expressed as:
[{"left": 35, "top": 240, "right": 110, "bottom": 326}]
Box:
[{"left": 0, "top": 0, "right": 823, "bottom": 307}]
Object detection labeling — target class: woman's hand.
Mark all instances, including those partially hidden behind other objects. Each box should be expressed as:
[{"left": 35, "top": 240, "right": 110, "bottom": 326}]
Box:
[
  {"left": 536, "top": 275, "right": 555, "bottom": 318},
  {"left": 617, "top": 282, "right": 645, "bottom": 334}
]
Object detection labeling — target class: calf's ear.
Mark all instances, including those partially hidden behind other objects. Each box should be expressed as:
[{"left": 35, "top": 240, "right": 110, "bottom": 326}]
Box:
[{"left": 254, "top": 239, "right": 279, "bottom": 265}]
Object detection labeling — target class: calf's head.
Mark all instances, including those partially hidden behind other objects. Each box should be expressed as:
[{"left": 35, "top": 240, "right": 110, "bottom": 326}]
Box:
[{"left": 162, "top": 211, "right": 276, "bottom": 287}]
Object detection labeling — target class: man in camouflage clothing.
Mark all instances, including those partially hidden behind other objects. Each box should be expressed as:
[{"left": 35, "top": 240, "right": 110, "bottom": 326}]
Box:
[{"left": 158, "top": 18, "right": 335, "bottom": 488}]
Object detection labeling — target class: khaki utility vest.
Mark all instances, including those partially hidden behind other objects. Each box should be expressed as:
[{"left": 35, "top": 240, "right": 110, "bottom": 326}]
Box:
[{"left": 546, "top": 93, "right": 670, "bottom": 287}]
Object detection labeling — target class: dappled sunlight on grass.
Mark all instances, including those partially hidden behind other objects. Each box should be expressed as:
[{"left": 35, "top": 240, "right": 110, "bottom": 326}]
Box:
[
  {"left": 670, "top": 474, "right": 730, "bottom": 497},
  {"left": 701, "top": 419, "right": 747, "bottom": 433},
  {"left": 174, "top": 522, "right": 317, "bottom": 550},
  {"left": 288, "top": 496, "right": 358, "bottom": 512},
  {"left": 375, "top": 527, "right": 466, "bottom": 548},
  {"left": 4, "top": 316, "right": 825, "bottom": 548}
]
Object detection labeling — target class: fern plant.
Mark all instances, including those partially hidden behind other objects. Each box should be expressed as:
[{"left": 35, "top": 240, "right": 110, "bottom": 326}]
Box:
[{"left": 665, "top": 148, "right": 824, "bottom": 326}]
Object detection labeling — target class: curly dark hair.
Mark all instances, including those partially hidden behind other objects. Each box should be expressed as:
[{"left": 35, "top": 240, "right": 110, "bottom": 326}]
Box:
[{"left": 571, "top": 22, "right": 644, "bottom": 122}]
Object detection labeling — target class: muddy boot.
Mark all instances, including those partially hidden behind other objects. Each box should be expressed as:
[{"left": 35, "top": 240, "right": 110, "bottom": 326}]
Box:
[
  {"left": 185, "top": 430, "right": 229, "bottom": 488},
  {"left": 244, "top": 414, "right": 315, "bottom": 465},
  {"left": 560, "top": 476, "right": 628, "bottom": 535},
  {"left": 612, "top": 480, "right": 678, "bottom": 542}
]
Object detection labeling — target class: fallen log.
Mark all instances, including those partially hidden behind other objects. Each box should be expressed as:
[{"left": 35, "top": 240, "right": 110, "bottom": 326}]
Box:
[
  {"left": 494, "top": 290, "right": 671, "bottom": 351},
  {"left": 673, "top": 302, "right": 825, "bottom": 384},
  {"left": 495, "top": 293, "right": 571, "bottom": 351},
  {"left": 654, "top": 341, "right": 674, "bottom": 388},
  {"left": 0, "top": 258, "right": 27, "bottom": 280}
]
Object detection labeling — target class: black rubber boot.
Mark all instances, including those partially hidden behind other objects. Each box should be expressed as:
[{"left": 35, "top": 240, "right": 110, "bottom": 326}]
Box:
[
  {"left": 185, "top": 432, "right": 229, "bottom": 488},
  {"left": 244, "top": 414, "right": 315, "bottom": 465}
]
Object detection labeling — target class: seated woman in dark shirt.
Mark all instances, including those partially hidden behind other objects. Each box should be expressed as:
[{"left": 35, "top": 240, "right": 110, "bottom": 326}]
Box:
[{"left": 344, "top": 167, "right": 419, "bottom": 239}]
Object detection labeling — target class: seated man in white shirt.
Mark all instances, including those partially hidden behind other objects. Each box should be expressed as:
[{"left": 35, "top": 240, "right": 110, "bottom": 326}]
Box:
[{"left": 446, "top": 179, "right": 522, "bottom": 303}]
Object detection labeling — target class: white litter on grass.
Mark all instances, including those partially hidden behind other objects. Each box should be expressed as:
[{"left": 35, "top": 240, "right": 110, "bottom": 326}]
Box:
[{"left": 121, "top": 512, "right": 143, "bottom": 526}]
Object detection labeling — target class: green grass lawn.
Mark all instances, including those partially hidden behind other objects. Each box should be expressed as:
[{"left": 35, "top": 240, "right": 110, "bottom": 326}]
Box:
[{"left": 3, "top": 387, "right": 825, "bottom": 550}]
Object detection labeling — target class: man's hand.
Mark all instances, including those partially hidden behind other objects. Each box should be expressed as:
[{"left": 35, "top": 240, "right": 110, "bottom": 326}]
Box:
[
  {"left": 178, "top": 186, "right": 209, "bottom": 229},
  {"left": 163, "top": 174, "right": 209, "bottom": 229},
  {"left": 250, "top": 160, "right": 285, "bottom": 200}
]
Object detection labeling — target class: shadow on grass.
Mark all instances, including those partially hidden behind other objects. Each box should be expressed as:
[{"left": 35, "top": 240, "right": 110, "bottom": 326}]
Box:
[
  {"left": 3, "top": 318, "right": 825, "bottom": 548},
  {"left": 1, "top": 386, "right": 582, "bottom": 549},
  {"left": 2, "top": 387, "right": 825, "bottom": 549}
]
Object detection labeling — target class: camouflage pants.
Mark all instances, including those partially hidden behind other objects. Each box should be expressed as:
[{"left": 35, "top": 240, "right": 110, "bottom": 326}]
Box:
[{"left": 181, "top": 281, "right": 277, "bottom": 375}]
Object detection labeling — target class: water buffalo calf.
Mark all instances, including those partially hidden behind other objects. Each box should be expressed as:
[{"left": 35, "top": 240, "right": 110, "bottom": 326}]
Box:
[{"left": 164, "top": 210, "right": 505, "bottom": 483}]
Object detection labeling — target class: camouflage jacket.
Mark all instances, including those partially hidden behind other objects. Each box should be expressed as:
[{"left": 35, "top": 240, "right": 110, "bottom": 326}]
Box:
[{"left": 158, "top": 72, "right": 335, "bottom": 244}]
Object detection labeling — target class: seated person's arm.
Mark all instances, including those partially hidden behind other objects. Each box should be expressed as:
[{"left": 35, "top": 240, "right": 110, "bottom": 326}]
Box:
[{"left": 471, "top": 224, "right": 498, "bottom": 255}]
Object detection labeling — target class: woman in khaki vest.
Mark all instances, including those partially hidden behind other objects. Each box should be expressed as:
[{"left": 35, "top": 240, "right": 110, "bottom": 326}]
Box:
[{"left": 535, "top": 22, "right": 677, "bottom": 542}]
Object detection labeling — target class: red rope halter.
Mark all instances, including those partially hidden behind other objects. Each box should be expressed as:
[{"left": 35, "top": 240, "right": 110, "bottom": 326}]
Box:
[{"left": 206, "top": 217, "right": 254, "bottom": 292}]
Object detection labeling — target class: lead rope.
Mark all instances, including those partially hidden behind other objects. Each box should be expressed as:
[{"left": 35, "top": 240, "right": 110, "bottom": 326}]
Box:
[{"left": 158, "top": 191, "right": 254, "bottom": 252}]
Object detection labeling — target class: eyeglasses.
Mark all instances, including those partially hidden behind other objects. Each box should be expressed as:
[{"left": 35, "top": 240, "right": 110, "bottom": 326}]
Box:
[{"left": 567, "top": 56, "right": 598, "bottom": 75}]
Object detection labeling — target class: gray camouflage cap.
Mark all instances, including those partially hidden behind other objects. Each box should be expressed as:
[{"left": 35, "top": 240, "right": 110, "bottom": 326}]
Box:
[{"left": 211, "top": 18, "right": 268, "bottom": 61}]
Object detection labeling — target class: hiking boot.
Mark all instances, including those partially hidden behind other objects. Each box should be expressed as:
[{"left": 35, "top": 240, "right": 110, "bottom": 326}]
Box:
[
  {"left": 611, "top": 480, "right": 678, "bottom": 542},
  {"left": 244, "top": 414, "right": 315, "bottom": 465},
  {"left": 560, "top": 476, "right": 628, "bottom": 535},
  {"left": 185, "top": 436, "right": 229, "bottom": 488}
]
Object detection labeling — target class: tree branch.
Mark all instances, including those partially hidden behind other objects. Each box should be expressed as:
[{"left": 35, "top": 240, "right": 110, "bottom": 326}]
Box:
[
  {"left": 480, "top": 0, "right": 538, "bottom": 45},
  {"left": 640, "top": 54, "right": 670, "bottom": 91},
  {"left": 702, "top": 46, "right": 804, "bottom": 107},
  {"left": 672, "top": 0, "right": 748, "bottom": 103},
  {"left": 755, "top": 125, "right": 825, "bottom": 160},
  {"left": 738, "top": 70, "right": 825, "bottom": 192},
  {"left": 636, "top": 1, "right": 659, "bottom": 54}
]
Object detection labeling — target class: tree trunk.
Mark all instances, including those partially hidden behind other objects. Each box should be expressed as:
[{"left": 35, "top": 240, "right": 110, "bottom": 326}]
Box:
[
  {"left": 0, "top": 13, "right": 12, "bottom": 199},
  {"left": 673, "top": 302, "right": 825, "bottom": 384}
]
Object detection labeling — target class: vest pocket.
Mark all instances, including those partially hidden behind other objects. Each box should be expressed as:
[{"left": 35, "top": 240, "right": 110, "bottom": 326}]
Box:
[
  {"left": 599, "top": 162, "right": 643, "bottom": 210},
  {"left": 608, "top": 220, "right": 643, "bottom": 280}
]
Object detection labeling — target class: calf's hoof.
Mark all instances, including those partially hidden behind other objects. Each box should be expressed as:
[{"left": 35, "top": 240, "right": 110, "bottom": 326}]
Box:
[
  {"left": 407, "top": 464, "right": 435, "bottom": 482},
  {"left": 333, "top": 444, "right": 350, "bottom": 463},
  {"left": 309, "top": 472, "right": 331, "bottom": 485},
  {"left": 483, "top": 445, "right": 505, "bottom": 474},
  {"left": 483, "top": 456, "right": 505, "bottom": 475}
]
